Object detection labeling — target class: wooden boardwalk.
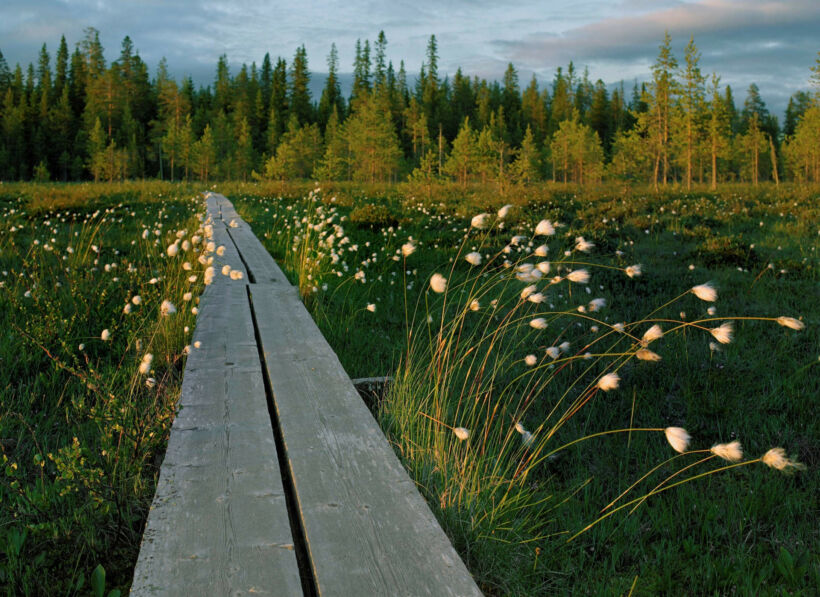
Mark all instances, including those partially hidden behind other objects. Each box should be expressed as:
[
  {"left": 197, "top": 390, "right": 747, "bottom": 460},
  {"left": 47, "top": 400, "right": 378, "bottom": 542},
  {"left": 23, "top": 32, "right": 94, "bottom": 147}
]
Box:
[{"left": 131, "top": 193, "right": 481, "bottom": 596}]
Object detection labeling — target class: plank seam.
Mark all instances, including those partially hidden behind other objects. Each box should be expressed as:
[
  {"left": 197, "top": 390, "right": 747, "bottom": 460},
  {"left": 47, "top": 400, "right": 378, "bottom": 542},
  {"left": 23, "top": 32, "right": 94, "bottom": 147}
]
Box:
[{"left": 246, "top": 284, "right": 318, "bottom": 597}]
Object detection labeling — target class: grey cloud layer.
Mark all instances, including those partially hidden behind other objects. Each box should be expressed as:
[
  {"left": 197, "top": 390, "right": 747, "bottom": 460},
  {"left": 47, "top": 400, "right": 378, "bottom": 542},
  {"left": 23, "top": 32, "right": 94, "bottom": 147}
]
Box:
[{"left": 1, "top": 0, "right": 817, "bottom": 116}]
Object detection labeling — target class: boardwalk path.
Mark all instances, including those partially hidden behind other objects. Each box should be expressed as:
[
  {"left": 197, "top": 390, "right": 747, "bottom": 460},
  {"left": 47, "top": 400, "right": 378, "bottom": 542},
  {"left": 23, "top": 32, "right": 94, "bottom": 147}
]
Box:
[{"left": 131, "top": 193, "right": 481, "bottom": 596}]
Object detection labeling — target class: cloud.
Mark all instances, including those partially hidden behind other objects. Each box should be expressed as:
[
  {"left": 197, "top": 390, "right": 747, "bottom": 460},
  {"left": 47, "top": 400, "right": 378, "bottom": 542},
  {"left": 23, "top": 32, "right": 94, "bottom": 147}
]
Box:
[
  {"left": 1, "top": 0, "right": 816, "bottom": 116},
  {"left": 492, "top": 0, "right": 820, "bottom": 113}
]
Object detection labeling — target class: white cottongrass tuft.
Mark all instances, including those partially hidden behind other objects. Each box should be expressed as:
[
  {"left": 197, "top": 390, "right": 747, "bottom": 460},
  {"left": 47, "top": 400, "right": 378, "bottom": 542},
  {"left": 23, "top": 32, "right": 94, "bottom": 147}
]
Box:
[
  {"left": 635, "top": 348, "right": 662, "bottom": 362},
  {"left": 222, "top": 264, "right": 232, "bottom": 276},
  {"left": 776, "top": 316, "right": 804, "bottom": 330},
  {"left": 131, "top": 295, "right": 142, "bottom": 305},
  {"left": 430, "top": 273, "right": 447, "bottom": 293},
  {"left": 216, "top": 245, "right": 226, "bottom": 256},
  {"left": 575, "top": 236, "right": 594, "bottom": 252},
  {"left": 521, "top": 284, "right": 537, "bottom": 300},
  {"left": 625, "top": 264, "right": 642, "bottom": 278},
  {"left": 534, "top": 245, "right": 548, "bottom": 257},
  {"left": 166, "top": 243, "right": 179, "bottom": 257},
  {"left": 145, "top": 377, "right": 156, "bottom": 388},
  {"left": 230, "top": 270, "right": 244, "bottom": 280},
  {"left": 692, "top": 282, "right": 717, "bottom": 302},
  {"left": 535, "top": 219, "right": 555, "bottom": 236},
  {"left": 546, "top": 346, "right": 560, "bottom": 360},
  {"left": 497, "top": 204, "right": 512, "bottom": 219},
  {"left": 642, "top": 324, "right": 664, "bottom": 345},
  {"left": 366, "top": 303, "right": 376, "bottom": 312},
  {"left": 453, "top": 427, "right": 470, "bottom": 441},
  {"left": 100, "top": 329, "right": 111, "bottom": 341},
  {"left": 536, "top": 261, "right": 551, "bottom": 274},
  {"left": 761, "top": 447, "right": 805, "bottom": 472},
  {"left": 596, "top": 372, "right": 620, "bottom": 392},
  {"left": 471, "top": 213, "right": 491, "bottom": 229},
  {"left": 530, "top": 318, "right": 548, "bottom": 330},
  {"left": 566, "top": 269, "right": 590, "bottom": 284},
  {"left": 139, "top": 353, "right": 153, "bottom": 375},
  {"left": 710, "top": 441, "right": 743, "bottom": 462},
  {"left": 528, "top": 292, "right": 545, "bottom": 304},
  {"left": 160, "top": 300, "right": 177, "bottom": 316},
  {"left": 465, "top": 252, "right": 482, "bottom": 266},
  {"left": 589, "top": 298, "right": 606, "bottom": 312},
  {"left": 469, "top": 299, "right": 480, "bottom": 311},
  {"left": 665, "top": 427, "right": 691, "bottom": 453},
  {"left": 710, "top": 321, "right": 734, "bottom": 344},
  {"left": 524, "top": 354, "right": 538, "bottom": 366},
  {"left": 401, "top": 241, "right": 416, "bottom": 257},
  {"left": 123, "top": 303, "right": 132, "bottom": 314}
]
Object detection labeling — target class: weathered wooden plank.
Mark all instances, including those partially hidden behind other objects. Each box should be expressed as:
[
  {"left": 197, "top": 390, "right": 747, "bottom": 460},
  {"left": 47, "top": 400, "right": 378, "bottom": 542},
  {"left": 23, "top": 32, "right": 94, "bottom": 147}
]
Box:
[
  {"left": 131, "top": 264, "right": 301, "bottom": 595},
  {"left": 250, "top": 284, "right": 482, "bottom": 597}
]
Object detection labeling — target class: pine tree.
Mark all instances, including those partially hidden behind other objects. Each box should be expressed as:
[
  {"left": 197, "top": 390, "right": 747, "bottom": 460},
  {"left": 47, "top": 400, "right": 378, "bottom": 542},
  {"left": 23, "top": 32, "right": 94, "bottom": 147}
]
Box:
[
  {"left": 783, "top": 104, "right": 819, "bottom": 182},
  {"left": 193, "top": 123, "right": 216, "bottom": 181},
  {"left": 443, "top": 118, "right": 478, "bottom": 186},
  {"left": 289, "top": 45, "right": 312, "bottom": 125},
  {"left": 678, "top": 36, "right": 705, "bottom": 190},
  {"left": 318, "top": 44, "right": 344, "bottom": 130},
  {"left": 0, "top": 50, "right": 11, "bottom": 95},
  {"left": 706, "top": 74, "right": 730, "bottom": 189},
  {"left": 264, "top": 114, "right": 322, "bottom": 180},
  {"left": 315, "top": 107, "right": 348, "bottom": 180},
  {"left": 344, "top": 92, "right": 402, "bottom": 182},
  {"left": 501, "top": 63, "right": 522, "bottom": 144},
  {"left": 649, "top": 31, "right": 678, "bottom": 188},
  {"left": 512, "top": 125, "right": 541, "bottom": 183},
  {"left": 374, "top": 31, "right": 388, "bottom": 91},
  {"left": 587, "top": 80, "right": 612, "bottom": 155},
  {"left": 351, "top": 39, "right": 371, "bottom": 107},
  {"left": 214, "top": 54, "right": 231, "bottom": 113},
  {"left": 550, "top": 67, "right": 572, "bottom": 135},
  {"left": 521, "top": 75, "right": 547, "bottom": 143}
]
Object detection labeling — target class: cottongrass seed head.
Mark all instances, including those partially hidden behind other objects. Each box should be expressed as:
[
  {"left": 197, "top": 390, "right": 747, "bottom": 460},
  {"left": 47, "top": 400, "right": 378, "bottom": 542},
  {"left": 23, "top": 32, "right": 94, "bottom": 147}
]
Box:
[
  {"left": 692, "top": 282, "right": 717, "bottom": 302},
  {"left": 625, "top": 264, "right": 642, "bottom": 278},
  {"left": 430, "top": 273, "right": 447, "bottom": 293},
  {"left": 160, "top": 300, "right": 177, "bottom": 316},
  {"left": 453, "top": 427, "right": 470, "bottom": 441},
  {"left": 597, "top": 372, "right": 620, "bottom": 392},
  {"left": 497, "top": 204, "right": 512, "bottom": 219},
  {"left": 762, "top": 448, "right": 806, "bottom": 473},
  {"left": 711, "top": 441, "right": 743, "bottom": 462},
  {"left": 665, "top": 427, "right": 691, "bottom": 453},
  {"left": 530, "top": 317, "right": 548, "bottom": 330},
  {"left": 535, "top": 219, "right": 555, "bottom": 236},
  {"left": 710, "top": 321, "right": 734, "bottom": 344},
  {"left": 465, "top": 252, "right": 482, "bottom": 266},
  {"left": 776, "top": 316, "right": 805, "bottom": 330},
  {"left": 636, "top": 348, "right": 662, "bottom": 362},
  {"left": 642, "top": 324, "right": 664, "bottom": 345},
  {"left": 566, "top": 269, "right": 590, "bottom": 284},
  {"left": 401, "top": 241, "right": 416, "bottom": 257},
  {"left": 471, "top": 213, "right": 491, "bottom": 229}
]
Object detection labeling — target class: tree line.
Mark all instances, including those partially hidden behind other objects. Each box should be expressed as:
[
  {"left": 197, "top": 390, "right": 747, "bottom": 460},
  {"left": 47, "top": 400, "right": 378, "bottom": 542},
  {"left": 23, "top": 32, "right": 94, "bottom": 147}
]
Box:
[{"left": 1, "top": 28, "right": 818, "bottom": 186}]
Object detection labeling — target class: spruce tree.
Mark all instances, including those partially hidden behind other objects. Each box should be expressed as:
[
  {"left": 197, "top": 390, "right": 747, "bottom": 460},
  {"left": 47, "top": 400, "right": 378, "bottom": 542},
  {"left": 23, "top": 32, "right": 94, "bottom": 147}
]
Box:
[{"left": 289, "top": 45, "right": 312, "bottom": 125}]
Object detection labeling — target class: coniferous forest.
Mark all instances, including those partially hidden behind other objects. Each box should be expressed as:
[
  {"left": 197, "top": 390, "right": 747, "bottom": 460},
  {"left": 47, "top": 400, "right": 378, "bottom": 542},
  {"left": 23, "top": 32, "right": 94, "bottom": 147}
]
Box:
[{"left": 1, "top": 27, "right": 819, "bottom": 186}]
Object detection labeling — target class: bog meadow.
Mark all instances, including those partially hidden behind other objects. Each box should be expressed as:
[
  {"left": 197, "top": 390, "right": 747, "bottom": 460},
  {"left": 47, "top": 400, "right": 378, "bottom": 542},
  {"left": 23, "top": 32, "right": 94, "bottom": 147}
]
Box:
[{"left": 0, "top": 29, "right": 818, "bottom": 595}]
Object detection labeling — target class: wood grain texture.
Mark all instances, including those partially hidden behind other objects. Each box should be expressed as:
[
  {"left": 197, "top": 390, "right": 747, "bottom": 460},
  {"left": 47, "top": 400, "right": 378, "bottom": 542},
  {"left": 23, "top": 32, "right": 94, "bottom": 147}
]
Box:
[
  {"left": 131, "top": 199, "right": 301, "bottom": 596},
  {"left": 250, "top": 284, "right": 482, "bottom": 597}
]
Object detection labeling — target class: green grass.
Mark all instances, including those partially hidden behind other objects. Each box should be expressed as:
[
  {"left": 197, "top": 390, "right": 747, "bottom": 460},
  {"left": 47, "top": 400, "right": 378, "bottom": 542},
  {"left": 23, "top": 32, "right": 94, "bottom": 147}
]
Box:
[
  {"left": 1, "top": 180, "right": 815, "bottom": 595},
  {"left": 232, "top": 181, "right": 818, "bottom": 595},
  {"left": 0, "top": 181, "right": 207, "bottom": 595}
]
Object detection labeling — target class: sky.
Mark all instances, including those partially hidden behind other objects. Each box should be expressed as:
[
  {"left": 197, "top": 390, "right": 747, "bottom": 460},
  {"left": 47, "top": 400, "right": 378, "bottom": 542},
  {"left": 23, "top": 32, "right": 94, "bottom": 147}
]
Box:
[{"left": 2, "top": 0, "right": 818, "bottom": 118}]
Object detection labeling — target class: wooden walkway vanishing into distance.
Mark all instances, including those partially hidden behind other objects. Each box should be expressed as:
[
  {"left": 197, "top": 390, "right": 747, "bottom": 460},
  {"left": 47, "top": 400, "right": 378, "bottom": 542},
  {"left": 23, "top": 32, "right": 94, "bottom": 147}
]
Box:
[{"left": 131, "top": 193, "right": 481, "bottom": 596}]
